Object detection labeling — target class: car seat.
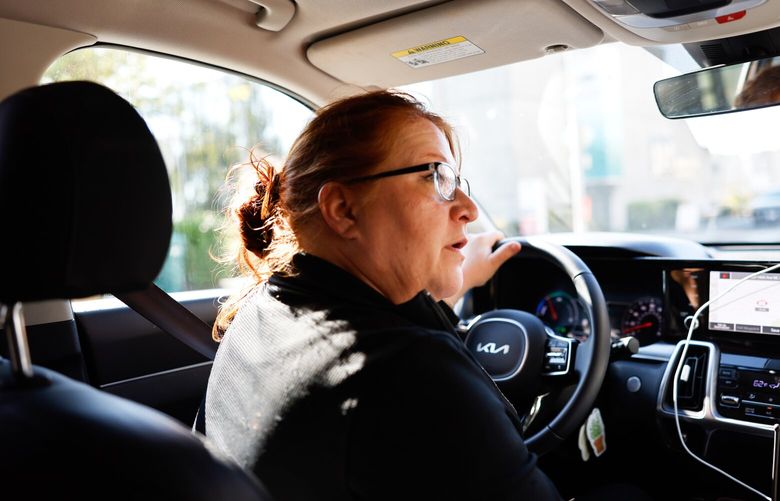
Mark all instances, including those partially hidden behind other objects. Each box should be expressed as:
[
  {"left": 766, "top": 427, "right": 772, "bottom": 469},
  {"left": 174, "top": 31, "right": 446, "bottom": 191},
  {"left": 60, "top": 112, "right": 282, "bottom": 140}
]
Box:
[{"left": 0, "top": 80, "right": 270, "bottom": 499}]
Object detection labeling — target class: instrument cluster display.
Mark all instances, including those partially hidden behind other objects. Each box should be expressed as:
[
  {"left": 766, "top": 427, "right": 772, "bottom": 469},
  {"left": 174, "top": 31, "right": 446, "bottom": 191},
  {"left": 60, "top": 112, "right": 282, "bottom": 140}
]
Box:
[
  {"left": 534, "top": 292, "right": 664, "bottom": 345},
  {"left": 534, "top": 290, "right": 590, "bottom": 341},
  {"left": 620, "top": 297, "right": 663, "bottom": 345}
]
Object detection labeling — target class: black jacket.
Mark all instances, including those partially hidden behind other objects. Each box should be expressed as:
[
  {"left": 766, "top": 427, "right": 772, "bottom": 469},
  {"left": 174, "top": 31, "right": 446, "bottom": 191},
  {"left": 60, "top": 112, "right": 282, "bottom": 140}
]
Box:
[{"left": 205, "top": 253, "right": 562, "bottom": 501}]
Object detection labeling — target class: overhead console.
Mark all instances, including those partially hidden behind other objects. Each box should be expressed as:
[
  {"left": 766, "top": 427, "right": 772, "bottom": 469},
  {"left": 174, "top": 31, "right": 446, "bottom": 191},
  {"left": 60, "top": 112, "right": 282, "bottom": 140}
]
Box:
[
  {"left": 588, "top": 0, "right": 765, "bottom": 29},
  {"left": 563, "top": 0, "right": 780, "bottom": 44}
]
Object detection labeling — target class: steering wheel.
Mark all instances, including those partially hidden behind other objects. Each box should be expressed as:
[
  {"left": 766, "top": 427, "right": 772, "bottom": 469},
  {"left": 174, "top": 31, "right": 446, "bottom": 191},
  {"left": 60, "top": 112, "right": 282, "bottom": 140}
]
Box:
[{"left": 463, "top": 237, "right": 611, "bottom": 455}]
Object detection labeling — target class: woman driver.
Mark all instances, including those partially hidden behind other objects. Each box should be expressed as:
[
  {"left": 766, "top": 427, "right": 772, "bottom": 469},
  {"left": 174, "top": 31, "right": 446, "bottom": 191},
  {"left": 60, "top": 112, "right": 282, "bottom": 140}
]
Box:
[{"left": 203, "top": 90, "right": 561, "bottom": 500}]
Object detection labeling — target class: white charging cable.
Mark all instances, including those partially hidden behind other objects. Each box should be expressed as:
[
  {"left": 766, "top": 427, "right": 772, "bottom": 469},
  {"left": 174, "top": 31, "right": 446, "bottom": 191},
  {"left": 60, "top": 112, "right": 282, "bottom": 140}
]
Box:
[{"left": 673, "top": 262, "right": 780, "bottom": 501}]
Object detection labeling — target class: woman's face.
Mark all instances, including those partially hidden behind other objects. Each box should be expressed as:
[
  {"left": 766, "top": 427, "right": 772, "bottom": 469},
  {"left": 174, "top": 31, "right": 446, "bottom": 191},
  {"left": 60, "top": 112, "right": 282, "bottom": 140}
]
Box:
[{"left": 351, "top": 118, "right": 478, "bottom": 303}]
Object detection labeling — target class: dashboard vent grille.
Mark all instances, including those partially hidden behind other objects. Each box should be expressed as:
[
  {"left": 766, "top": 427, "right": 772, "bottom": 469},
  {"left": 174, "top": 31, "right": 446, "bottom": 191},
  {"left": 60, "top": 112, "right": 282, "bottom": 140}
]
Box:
[{"left": 665, "top": 345, "right": 709, "bottom": 412}]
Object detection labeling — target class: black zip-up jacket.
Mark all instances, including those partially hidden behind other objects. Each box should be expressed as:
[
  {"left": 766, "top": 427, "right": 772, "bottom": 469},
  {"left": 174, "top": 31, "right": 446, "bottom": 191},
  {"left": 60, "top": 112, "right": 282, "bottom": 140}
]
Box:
[{"left": 205, "top": 253, "right": 562, "bottom": 501}]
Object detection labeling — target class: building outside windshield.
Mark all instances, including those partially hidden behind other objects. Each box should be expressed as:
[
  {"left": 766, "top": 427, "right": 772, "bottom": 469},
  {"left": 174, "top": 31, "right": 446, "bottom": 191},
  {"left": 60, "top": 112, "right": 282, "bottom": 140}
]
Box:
[{"left": 404, "top": 43, "right": 780, "bottom": 244}]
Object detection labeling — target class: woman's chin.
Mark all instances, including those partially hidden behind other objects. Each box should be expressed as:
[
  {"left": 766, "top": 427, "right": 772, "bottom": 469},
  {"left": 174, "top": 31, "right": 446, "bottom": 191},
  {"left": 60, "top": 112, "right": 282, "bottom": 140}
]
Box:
[{"left": 429, "top": 276, "right": 463, "bottom": 302}]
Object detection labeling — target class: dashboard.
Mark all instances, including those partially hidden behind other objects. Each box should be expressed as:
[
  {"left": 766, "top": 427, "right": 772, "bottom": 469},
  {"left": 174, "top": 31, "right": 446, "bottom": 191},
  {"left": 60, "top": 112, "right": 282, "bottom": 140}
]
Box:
[
  {"left": 478, "top": 255, "right": 667, "bottom": 345},
  {"left": 465, "top": 234, "right": 780, "bottom": 498},
  {"left": 477, "top": 251, "right": 780, "bottom": 354}
]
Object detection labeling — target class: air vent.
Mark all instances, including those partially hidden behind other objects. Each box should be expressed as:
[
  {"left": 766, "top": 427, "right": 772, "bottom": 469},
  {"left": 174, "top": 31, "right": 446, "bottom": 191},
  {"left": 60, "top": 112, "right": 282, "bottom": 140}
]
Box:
[{"left": 665, "top": 344, "right": 710, "bottom": 412}]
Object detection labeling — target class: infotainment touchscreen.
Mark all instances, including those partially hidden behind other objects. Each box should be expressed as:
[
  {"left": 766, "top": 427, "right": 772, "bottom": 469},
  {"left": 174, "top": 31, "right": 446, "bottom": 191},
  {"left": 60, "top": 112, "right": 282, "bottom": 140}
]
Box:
[{"left": 708, "top": 271, "right": 780, "bottom": 335}]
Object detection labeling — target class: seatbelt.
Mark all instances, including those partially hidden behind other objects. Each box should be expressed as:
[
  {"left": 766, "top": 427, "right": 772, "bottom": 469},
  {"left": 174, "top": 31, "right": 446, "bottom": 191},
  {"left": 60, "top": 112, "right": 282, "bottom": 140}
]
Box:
[{"left": 115, "top": 283, "right": 218, "bottom": 360}]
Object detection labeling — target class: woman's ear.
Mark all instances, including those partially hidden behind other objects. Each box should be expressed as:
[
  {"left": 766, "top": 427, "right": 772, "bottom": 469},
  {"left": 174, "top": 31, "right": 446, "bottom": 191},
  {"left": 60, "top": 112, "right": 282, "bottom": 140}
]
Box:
[{"left": 317, "top": 182, "right": 360, "bottom": 238}]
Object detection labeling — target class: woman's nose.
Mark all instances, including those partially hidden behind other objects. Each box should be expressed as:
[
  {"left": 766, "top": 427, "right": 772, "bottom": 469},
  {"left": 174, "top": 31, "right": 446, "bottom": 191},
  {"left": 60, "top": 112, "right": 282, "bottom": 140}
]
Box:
[{"left": 454, "top": 187, "right": 478, "bottom": 222}]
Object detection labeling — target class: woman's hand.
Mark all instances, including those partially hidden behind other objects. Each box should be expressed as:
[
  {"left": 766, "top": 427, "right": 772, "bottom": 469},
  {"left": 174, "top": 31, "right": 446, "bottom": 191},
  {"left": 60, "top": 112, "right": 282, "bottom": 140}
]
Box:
[{"left": 443, "top": 231, "right": 521, "bottom": 307}]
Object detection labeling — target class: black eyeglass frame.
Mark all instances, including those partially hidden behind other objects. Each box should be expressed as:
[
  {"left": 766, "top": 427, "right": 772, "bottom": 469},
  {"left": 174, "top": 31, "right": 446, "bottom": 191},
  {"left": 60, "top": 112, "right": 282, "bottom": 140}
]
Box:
[{"left": 343, "top": 162, "right": 469, "bottom": 201}]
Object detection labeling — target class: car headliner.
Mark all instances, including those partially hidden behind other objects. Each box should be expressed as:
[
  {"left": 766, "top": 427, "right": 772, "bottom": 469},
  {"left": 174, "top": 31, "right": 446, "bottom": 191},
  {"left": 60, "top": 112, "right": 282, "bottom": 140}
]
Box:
[{"left": 2, "top": 0, "right": 780, "bottom": 105}]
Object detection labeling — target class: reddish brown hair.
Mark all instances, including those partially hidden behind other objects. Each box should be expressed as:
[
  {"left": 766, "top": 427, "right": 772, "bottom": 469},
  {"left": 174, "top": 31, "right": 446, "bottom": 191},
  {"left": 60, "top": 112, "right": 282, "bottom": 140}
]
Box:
[
  {"left": 213, "top": 89, "right": 457, "bottom": 339},
  {"left": 736, "top": 65, "right": 780, "bottom": 108}
]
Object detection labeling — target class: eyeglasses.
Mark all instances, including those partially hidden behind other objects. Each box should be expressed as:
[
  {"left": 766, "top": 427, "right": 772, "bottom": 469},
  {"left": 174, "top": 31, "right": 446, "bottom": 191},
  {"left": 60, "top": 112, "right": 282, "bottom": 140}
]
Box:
[{"left": 344, "top": 162, "right": 470, "bottom": 201}]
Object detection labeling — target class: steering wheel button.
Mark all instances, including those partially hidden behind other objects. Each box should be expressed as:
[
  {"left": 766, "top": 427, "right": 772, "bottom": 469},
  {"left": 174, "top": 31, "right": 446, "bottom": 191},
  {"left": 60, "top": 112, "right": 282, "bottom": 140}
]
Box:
[{"left": 626, "top": 376, "right": 642, "bottom": 393}]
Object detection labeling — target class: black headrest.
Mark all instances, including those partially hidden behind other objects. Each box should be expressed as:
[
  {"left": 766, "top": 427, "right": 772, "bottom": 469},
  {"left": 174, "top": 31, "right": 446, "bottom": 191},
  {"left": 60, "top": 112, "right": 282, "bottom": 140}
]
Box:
[{"left": 0, "top": 81, "right": 172, "bottom": 302}]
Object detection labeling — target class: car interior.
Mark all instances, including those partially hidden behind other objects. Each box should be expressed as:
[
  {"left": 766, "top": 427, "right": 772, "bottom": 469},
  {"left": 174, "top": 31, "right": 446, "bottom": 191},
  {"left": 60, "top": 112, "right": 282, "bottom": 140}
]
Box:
[{"left": 3, "top": 1, "right": 780, "bottom": 500}]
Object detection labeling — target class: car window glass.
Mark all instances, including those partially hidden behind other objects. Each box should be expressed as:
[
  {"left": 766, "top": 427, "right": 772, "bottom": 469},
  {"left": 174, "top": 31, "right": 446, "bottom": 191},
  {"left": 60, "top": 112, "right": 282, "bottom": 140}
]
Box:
[
  {"left": 43, "top": 47, "right": 313, "bottom": 293},
  {"left": 403, "top": 43, "right": 780, "bottom": 244}
]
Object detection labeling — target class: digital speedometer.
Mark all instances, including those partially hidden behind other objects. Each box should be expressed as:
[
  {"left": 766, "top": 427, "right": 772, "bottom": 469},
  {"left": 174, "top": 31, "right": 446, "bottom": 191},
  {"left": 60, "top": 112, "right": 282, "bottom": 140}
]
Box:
[
  {"left": 621, "top": 297, "right": 663, "bottom": 344},
  {"left": 535, "top": 291, "right": 579, "bottom": 336}
]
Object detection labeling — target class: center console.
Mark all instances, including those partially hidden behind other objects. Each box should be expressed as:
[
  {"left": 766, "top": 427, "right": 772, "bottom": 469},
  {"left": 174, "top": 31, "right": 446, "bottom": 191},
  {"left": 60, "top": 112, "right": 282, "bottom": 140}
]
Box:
[
  {"left": 660, "top": 264, "right": 780, "bottom": 432},
  {"left": 650, "top": 262, "right": 780, "bottom": 498},
  {"left": 718, "top": 363, "right": 780, "bottom": 424}
]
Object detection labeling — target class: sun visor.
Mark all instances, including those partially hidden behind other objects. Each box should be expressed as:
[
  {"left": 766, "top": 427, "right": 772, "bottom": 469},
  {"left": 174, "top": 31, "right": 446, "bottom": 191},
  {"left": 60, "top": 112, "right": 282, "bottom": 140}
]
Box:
[{"left": 307, "top": 0, "right": 604, "bottom": 88}]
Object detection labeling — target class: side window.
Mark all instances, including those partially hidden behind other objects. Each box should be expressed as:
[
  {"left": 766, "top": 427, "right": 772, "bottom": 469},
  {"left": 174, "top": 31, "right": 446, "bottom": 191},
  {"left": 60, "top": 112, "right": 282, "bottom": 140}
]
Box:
[{"left": 43, "top": 47, "right": 313, "bottom": 293}]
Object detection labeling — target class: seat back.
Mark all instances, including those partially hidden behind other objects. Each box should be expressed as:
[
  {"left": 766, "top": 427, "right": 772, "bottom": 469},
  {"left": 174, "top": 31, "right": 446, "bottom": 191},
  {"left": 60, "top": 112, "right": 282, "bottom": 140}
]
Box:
[{"left": 0, "top": 81, "right": 269, "bottom": 499}]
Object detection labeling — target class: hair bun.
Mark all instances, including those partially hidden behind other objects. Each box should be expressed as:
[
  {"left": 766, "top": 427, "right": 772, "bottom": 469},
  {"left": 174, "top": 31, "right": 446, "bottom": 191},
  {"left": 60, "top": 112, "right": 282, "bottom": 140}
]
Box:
[
  {"left": 255, "top": 170, "right": 281, "bottom": 218},
  {"left": 240, "top": 157, "right": 282, "bottom": 258}
]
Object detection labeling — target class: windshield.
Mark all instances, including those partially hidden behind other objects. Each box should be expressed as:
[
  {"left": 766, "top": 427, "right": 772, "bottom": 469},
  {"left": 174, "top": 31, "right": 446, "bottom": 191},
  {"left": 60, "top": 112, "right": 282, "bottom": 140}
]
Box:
[{"left": 404, "top": 43, "right": 780, "bottom": 244}]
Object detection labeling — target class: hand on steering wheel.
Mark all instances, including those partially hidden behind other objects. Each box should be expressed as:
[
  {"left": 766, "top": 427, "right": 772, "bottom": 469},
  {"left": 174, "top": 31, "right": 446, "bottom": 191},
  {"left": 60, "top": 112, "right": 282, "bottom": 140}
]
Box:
[
  {"left": 463, "top": 237, "right": 611, "bottom": 455},
  {"left": 443, "top": 231, "right": 522, "bottom": 307}
]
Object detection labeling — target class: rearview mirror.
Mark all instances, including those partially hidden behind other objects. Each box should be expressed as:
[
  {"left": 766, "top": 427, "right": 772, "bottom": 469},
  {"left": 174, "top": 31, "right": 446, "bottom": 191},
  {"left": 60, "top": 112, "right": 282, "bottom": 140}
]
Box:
[{"left": 654, "top": 56, "right": 780, "bottom": 119}]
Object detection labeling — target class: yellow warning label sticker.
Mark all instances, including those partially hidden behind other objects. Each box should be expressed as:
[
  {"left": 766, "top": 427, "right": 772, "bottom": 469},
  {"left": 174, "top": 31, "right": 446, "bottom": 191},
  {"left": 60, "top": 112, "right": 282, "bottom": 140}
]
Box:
[{"left": 392, "top": 36, "right": 484, "bottom": 69}]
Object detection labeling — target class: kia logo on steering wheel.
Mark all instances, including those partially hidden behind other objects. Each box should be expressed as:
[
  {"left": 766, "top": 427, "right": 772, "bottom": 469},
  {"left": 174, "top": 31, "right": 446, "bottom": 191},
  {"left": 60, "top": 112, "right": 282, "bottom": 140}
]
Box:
[{"left": 476, "top": 342, "right": 510, "bottom": 355}]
